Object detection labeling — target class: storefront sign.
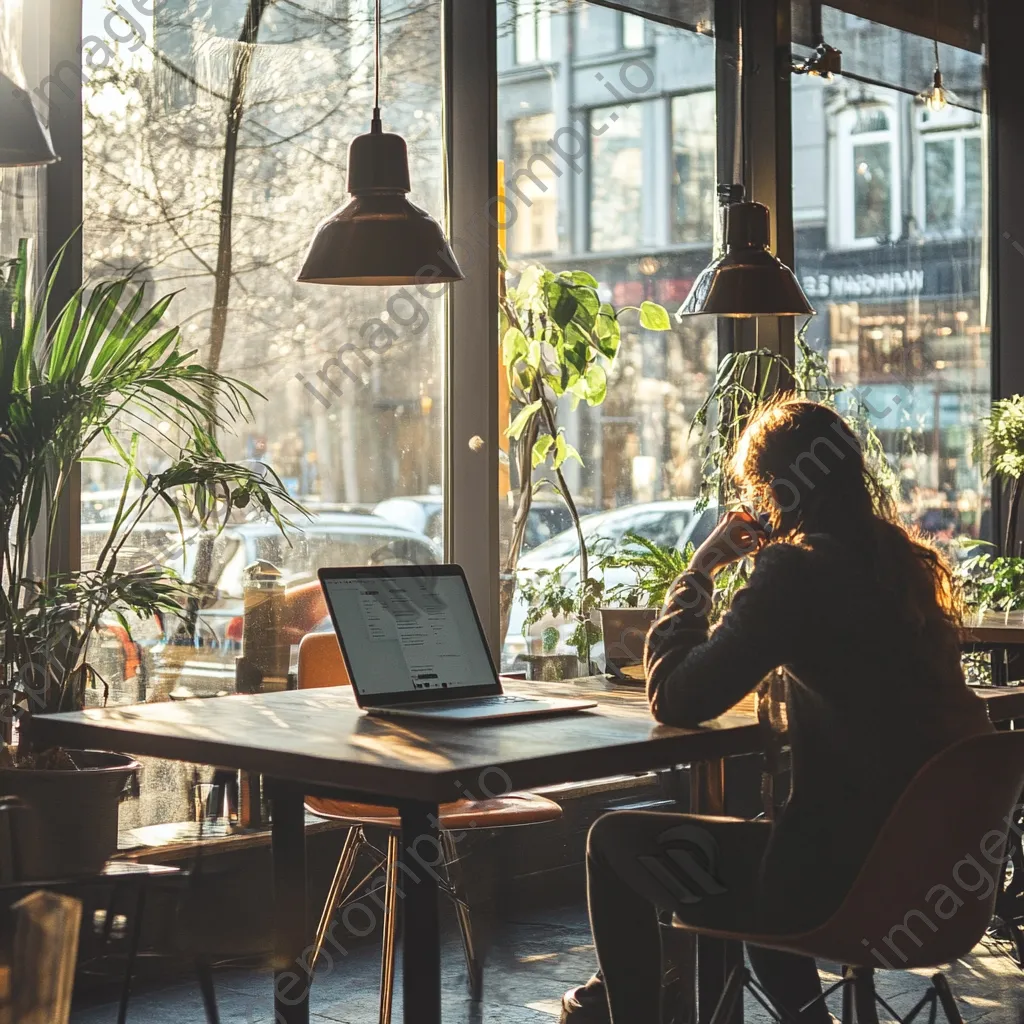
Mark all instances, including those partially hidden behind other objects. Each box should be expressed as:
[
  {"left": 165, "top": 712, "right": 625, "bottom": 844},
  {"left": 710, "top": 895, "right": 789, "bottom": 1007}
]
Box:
[{"left": 802, "top": 269, "right": 925, "bottom": 300}]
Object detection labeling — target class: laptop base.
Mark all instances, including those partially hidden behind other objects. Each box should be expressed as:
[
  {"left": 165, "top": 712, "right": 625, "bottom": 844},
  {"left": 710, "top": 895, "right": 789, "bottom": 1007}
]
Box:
[{"left": 366, "top": 694, "right": 596, "bottom": 722}]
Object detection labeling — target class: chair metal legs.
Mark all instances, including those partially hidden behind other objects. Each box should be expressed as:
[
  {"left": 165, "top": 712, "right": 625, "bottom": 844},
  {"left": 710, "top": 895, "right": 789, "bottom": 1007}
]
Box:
[
  {"left": 312, "top": 826, "right": 367, "bottom": 970},
  {"left": 378, "top": 835, "right": 400, "bottom": 1024},
  {"left": 442, "top": 831, "right": 483, "bottom": 1001},
  {"left": 312, "top": 825, "right": 484, "bottom": 1021},
  {"left": 709, "top": 964, "right": 964, "bottom": 1024}
]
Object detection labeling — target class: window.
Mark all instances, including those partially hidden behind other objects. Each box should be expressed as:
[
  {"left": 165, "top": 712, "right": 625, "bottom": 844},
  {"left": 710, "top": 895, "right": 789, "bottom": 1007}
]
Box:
[
  {"left": 917, "top": 107, "right": 984, "bottom": 236},
  {"left": 671, "top": 91, "right": 716, "bottom": 243},
  {"left": 514, "top": 0, "right": 551, "bottom": 64},
  {"left": 851, "top": 107, "right": 895, "bottom": 242},
  {"left": 508, "top": 113, "right": 559, "bottom": 255},
  {"left": 590, "top": 104, "right": 644, "bottom": 252},
  {"left": 81, "top": 0, "right": 447, "bottom": 828},
  {"left": 498, "top": 5, "right": 717, "bottom": 667},
  {"left": 576, "top": 7, "right": 645, "bottom": 56},
  {"left": 623, "top": 13, "right": 646, "bottom": 49},
  {"left": 576, "top": 6, "right": 620, "bottom": 57},
  {"left": 795, "top": 31, "right": 989, "bottom": 549}
]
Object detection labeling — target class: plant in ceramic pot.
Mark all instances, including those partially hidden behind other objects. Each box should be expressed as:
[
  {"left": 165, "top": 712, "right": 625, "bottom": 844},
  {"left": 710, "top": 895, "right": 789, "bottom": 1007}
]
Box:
[
  {"left": 498, "top": 248, "right": 671, "bottom": 668},
  {"left": 0, "top": 243, "right": 300, "bottom": 877}
]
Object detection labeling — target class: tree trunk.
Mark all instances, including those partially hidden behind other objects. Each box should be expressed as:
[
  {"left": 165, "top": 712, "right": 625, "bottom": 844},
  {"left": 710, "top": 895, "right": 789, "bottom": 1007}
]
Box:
[
  {"left": 182, "top": 0, "right": 271, "bottom": 644},
  {"left": 205, "top": 0, "right": 272, "bottom": 382}
]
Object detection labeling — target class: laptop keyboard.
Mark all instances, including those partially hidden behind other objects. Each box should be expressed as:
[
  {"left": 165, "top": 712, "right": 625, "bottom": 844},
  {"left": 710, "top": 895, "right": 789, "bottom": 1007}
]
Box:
[{"left": 417, "top": 695, "right": 535, "bottom": 710}]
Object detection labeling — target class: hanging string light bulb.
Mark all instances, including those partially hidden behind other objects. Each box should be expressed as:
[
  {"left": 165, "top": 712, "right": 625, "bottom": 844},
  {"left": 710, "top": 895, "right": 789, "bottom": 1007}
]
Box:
[{"left": 917, "top": 7, "right": 957, "bottom": 114}]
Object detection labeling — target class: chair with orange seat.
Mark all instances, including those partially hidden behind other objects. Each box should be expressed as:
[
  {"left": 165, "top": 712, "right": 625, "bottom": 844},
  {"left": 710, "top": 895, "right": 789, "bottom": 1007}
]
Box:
[
  {"left": 671, "top": 730, "right": 1024, "bottom": 1024},
  {"left": 297, "top": 631, "right": 562, "bottom": 1024}
]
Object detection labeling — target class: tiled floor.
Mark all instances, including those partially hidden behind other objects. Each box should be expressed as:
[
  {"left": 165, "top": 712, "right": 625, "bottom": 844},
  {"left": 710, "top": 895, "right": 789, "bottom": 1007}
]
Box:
[{"left": 70, "top": 901, "right": 1024, "bottom": 1024}]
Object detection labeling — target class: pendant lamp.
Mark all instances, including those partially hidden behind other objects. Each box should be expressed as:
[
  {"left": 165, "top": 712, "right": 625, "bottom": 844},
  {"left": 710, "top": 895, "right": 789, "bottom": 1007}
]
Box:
[
  {"left": 678, "top": 198, "right": 814, "bottom": 318},
  {"left": 0, "top": 71, "right": 58, "bottom": 167},
  {"left": 297, "top": 0, "right": 463, "bottom": 286}
]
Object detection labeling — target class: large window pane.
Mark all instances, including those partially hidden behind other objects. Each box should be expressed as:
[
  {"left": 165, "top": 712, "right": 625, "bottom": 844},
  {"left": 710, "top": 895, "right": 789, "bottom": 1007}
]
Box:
[
  {"left": 590, "top": 103, "right": 644, "bottom": 252},
  {"left": 82, "top": 0, "right": 446, "bottom": 828},
  {"left": 794, "top": 15, "right": 989, "bottom": 553},
  {"left": 498, "top": 2, "right": 717, "bottom": 668},
  {"left": 672, "top": 91, "right": 716, "bottom": 243}
]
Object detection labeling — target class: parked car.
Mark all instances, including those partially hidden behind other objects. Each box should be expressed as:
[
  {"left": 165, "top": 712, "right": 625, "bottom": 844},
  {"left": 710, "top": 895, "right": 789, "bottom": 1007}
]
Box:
[
  {"left": 502, "top": 499, "right": 721, "bottom": 669},
  {"left": 373, "top": 494, "right": 595, "bottom": 552},
  {"left": 114, "top": 513, "right": 439, "bottom": 701}
]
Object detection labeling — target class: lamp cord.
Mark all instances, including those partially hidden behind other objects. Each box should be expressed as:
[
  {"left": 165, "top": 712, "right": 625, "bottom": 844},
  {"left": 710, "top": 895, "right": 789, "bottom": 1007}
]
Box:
[{"left": 373, "top": 0, "right": 382, "bottom": 129}]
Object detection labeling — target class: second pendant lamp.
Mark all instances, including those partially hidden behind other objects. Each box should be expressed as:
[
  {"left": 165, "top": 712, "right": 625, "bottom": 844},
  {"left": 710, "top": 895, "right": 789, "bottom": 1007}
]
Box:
[
  {"left": 297, "top": 0, "right": 463, "bottom": 286},
  {"left": 678, "top": 198, "right": 814, "bottom": 318}
]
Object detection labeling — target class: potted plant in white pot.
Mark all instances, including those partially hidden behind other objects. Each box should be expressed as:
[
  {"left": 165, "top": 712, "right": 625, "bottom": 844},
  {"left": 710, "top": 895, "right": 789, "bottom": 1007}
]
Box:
[{"left": 0, "top": 242, "right": 300, "bottom": 878}]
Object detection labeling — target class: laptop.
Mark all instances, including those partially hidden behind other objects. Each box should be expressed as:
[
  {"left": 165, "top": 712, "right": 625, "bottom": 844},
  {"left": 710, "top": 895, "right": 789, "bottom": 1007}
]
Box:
[{"left": 318, "top": 565, "right": 597, "bottom": 722}]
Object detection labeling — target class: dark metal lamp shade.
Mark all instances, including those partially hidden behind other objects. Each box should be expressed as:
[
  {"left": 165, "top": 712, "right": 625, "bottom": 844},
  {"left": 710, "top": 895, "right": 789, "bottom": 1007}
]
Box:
[
  {"left": 0, "top": 72, "right": 58, "bottom": 167},
  {"left": 297, "top": 123, "right": 463, "bottom": 286},
  {"left": 677, "top": 202, "right": 814, "bottom": 318}
]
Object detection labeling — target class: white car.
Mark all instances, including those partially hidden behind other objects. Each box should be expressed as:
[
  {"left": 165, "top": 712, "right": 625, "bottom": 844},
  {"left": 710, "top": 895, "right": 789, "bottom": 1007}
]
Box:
[{"left": 501, "top": 499, "right": 721, "bottom": 669}]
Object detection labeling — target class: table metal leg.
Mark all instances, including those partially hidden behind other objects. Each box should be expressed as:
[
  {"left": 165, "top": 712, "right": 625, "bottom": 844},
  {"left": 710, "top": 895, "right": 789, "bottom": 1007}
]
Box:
[
  {"left": 691, "top": 757, "right": 742, "bottom": 1024},
  {"left": 271, "top": 782, "right": 309, "bottom": 1024},
  {"left": 399, "top": 801, "right": 442, "bottom": 1024}
]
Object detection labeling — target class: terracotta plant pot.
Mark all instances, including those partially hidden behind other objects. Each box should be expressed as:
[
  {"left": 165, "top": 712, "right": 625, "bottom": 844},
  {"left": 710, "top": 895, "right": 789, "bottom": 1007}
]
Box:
[{"left": 0, "top": 750, "right": 139, "bottom": 880}]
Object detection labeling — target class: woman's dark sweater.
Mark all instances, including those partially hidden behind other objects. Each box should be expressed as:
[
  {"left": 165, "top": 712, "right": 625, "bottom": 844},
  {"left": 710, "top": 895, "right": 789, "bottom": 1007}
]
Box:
[{"left": 644, "top": 532, "right": 993, "bottom": 932}]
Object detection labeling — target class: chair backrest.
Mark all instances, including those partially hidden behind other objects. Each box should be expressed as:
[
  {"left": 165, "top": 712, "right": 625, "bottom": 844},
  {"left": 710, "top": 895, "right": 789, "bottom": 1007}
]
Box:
[
  {"left": 297, "top": 631, "right": 351, "bottom": 690},
  {"left": 790, "top": 730, "right": 1024, "bottom": 969}
]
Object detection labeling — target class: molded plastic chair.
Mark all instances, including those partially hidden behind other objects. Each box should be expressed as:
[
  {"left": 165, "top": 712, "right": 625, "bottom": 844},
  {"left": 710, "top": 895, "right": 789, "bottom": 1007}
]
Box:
[
  {"left": 297, "top": 631, "right": 562, "bottom": 1024},
  {"left": 672, "top": 730, "right": 1024, "bottom": 1024}
]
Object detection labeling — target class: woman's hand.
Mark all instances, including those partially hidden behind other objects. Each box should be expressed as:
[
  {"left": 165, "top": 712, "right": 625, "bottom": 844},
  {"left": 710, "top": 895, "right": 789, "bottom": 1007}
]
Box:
[{"left": 689, "top": 510, "right": 769, "bottom": 577}]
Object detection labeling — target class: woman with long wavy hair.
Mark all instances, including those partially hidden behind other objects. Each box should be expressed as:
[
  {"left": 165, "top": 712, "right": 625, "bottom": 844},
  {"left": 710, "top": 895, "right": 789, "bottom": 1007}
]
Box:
[{"left": 560, "top": 397, "right": 992, "bottom": 1024}]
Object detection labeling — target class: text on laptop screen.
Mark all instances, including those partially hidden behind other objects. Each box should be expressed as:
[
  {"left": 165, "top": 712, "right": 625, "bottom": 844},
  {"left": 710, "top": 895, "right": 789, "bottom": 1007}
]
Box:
[{"left": 322, "top": 574, "right": 497, "bottom": 696}]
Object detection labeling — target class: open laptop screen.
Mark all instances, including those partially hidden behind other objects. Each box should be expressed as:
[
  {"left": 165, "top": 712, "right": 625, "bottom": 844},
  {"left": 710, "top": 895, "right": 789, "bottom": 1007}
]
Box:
[{"left": 320, "top": 570, "right": 499, "bottom": 700}]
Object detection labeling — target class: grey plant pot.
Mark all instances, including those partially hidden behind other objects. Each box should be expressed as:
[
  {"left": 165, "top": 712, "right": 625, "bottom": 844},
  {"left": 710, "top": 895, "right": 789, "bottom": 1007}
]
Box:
[
  {"left": 600, "top": 607, "right": 658, "bottom": 668},
  {"left": 0, "top": 750, "right": 139, "bottom": 880}
]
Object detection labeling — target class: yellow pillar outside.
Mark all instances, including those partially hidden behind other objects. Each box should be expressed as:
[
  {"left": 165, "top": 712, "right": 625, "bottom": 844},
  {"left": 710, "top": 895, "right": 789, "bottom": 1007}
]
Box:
[{"left": 497, "top": 160, "right": 511, "bottom": 499}]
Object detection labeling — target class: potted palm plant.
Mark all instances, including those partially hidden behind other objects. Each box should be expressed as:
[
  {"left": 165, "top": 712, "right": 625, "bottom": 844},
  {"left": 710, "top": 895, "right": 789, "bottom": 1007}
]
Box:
[{"left": 0, "top": 242, "right": 300, "bottom": 877}]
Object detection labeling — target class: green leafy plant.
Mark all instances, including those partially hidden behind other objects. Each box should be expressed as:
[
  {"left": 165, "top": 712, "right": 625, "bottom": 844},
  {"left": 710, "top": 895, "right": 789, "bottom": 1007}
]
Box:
[
  {"left": 980, "top": 396, "right": 1024, "bottom": 554},
  {"left": 0, "top": 244, "right": 302, "bottom": 726},
  {"left": 518, "top": 563, "right": 604, "bottom": 663},
  {"left": 600, "top": 533, "right": 695, "bottom": 609},
  {"left": 957, "top": 542, "right": 1024, "bottom": 614},
  {"left": 598, "top": 532, "right": 750, "bottom": 624},
  {"left": 499, "top": 249, "right": 670, "bottom": 668}
]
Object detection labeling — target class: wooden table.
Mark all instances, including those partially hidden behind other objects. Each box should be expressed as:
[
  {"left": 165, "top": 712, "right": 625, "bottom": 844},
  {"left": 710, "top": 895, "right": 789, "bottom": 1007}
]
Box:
[
  {"left": 961, "top": 611, "right": 1024, "bottom": 648},
  {"left": 960, "top": 613, "right": 1024, "bottom": 685},
  {"left": 30, "top": 676, "right": 763, "bottom": 1024}
]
